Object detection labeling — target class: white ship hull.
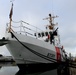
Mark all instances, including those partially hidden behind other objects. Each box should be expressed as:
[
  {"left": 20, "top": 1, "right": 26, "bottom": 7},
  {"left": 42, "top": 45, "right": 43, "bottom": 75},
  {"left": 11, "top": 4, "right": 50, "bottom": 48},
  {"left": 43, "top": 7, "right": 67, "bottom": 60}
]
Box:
[{"left": 5, "top": 32, "right": 57, "bottom": 64}]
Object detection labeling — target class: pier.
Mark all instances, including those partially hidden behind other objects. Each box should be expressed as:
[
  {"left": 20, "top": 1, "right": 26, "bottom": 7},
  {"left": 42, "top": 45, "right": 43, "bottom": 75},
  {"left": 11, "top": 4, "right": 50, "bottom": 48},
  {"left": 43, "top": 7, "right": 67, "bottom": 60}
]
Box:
[
  {"left": 0, "top": 55, "right": 76, "bottom": 75},
  {"left": 0, "top": 55, "right": 16, "bottom": 66}
]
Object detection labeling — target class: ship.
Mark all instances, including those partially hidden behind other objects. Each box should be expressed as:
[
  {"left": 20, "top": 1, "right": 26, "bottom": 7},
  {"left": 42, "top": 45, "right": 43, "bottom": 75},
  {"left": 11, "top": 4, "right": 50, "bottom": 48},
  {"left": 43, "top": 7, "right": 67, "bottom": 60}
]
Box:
[{"left": 0, "top": 3, "right": 67, "bottom": 73}]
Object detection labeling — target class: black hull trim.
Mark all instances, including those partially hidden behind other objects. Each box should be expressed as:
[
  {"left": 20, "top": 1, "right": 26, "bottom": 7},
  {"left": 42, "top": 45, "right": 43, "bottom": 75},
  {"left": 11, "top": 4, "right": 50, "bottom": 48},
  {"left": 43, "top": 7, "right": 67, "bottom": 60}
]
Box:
[{"left": 17, "top": 63, "right": 60, "bottom": 74}]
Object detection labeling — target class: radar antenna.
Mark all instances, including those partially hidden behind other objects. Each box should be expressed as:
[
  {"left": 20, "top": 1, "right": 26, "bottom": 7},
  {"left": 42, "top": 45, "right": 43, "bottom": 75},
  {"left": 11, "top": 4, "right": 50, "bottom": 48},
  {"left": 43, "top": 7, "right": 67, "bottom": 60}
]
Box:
[{"left": 43, "top": 14, "right": 58, "bottom": 30}]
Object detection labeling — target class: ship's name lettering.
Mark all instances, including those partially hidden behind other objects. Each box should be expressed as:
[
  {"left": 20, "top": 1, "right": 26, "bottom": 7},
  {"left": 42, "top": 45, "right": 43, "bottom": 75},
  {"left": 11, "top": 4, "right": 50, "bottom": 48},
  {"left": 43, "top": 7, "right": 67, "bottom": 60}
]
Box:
[{"left": 47, "top": 53, "right": 55, "bottom": 58}]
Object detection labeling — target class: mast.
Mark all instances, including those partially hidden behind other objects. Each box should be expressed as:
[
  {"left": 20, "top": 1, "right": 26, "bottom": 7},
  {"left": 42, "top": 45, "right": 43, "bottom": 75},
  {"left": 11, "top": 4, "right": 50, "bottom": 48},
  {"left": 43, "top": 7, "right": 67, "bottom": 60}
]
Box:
[
  {"left": 43, "top": 14, "right": 58, "bottom": 30},
  {"left": 49, "top": 14, "right": 58, "bottom": 30}
]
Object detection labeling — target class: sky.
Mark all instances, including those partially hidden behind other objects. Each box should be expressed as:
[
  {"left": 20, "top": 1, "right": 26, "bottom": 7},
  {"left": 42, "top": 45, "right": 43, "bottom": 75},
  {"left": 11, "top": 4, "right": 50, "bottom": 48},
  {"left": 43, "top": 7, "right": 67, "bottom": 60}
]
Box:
[{"left": 0, "top": 0, "right": 76, "bottom": 56}]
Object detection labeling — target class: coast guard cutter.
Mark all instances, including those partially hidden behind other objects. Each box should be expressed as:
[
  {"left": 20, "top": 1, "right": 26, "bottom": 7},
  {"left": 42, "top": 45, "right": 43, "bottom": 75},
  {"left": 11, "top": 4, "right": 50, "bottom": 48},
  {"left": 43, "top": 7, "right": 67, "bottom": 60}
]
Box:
[{"left": 0, "top": 3, "right": 67, "bottom": 72}]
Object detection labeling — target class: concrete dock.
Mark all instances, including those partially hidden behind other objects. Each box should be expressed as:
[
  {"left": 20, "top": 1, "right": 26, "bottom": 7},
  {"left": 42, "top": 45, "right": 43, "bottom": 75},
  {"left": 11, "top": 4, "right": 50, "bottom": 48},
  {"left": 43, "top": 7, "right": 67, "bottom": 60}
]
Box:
[
  {"left": 0, "top": 56, "right": 16, "bottom": 66},
  {"left": 0, "top": 55, "right": 76, "bottom": 75}
]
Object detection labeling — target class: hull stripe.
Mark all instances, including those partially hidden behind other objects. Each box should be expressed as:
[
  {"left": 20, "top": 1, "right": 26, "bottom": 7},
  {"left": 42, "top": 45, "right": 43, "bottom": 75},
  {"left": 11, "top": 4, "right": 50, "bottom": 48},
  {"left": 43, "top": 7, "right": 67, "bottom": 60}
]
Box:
[{"left": 55, "top": 47, "right": 61, "bottom": 62}]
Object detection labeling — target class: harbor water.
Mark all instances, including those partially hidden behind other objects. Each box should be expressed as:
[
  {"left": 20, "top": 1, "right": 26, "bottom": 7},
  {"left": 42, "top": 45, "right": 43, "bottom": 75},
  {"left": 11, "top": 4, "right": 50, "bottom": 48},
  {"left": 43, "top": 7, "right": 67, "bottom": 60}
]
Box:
[{"left": 0, "top": 66, "right": 57, "bottom": 75}]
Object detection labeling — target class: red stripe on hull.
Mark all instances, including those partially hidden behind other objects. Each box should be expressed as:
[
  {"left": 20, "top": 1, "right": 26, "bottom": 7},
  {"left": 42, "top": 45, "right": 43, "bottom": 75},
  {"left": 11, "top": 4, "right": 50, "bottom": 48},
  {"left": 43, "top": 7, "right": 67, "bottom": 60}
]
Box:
[{"left": 55, "top": 47, "right": 61, "bottom": 62}]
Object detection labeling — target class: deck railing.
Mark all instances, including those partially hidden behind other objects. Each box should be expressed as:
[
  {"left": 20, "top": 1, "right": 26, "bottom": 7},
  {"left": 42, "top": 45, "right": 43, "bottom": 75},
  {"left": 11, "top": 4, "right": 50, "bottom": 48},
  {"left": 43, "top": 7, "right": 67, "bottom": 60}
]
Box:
[{"left": 6, "top": 20, "right": 43, "bottom": 38}]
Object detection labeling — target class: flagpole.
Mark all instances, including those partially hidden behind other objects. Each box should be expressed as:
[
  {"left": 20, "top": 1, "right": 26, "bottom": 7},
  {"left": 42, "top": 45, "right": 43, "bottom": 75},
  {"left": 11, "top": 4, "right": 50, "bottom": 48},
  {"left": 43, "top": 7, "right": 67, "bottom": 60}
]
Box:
[
  {"left": 9, "top": 3, "right": 13, "bottom": 32},
  {"left": 9, "top": 16, "right": 12, "bottom": 32}
]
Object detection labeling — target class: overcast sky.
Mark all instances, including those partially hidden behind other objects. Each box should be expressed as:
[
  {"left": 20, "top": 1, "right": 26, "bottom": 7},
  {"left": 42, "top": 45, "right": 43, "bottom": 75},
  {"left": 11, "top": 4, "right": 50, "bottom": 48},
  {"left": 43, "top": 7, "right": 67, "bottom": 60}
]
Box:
[{"left": 0, "top": 0, "right": 76, "bottom": 56}]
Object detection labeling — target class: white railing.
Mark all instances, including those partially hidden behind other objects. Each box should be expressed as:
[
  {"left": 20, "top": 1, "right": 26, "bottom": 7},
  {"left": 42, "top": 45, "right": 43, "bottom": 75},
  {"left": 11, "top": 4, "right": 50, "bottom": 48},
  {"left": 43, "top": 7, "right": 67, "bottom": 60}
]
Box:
[{"left": 6, "top": 20, "right": 43, "bottom": 38}]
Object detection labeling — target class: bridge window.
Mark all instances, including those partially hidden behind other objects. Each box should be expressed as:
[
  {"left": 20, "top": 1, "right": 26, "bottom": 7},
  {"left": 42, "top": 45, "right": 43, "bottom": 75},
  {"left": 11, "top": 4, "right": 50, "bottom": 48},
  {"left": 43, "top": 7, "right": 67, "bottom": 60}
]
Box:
[
  {"left": 42, "top": 32, "right": 44, "bottom": 37},
  {"left": 49, "top": 31, "right": 52, "bottom": 35},
  {"left": 38, "top": 33, "right": 41, "bottom": 37},
  {"left": 34, "top": 33, "right": 36, "bottom": 36},
  {"left": 45, "top": 32, "right": 48, "bottom": 36}
]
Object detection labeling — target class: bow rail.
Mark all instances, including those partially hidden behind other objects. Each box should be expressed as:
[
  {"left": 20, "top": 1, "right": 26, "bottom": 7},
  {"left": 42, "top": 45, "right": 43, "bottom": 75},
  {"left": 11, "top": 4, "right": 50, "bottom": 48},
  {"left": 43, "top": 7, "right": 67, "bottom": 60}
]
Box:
[{"left": 6, "top": 20, "right": 44, "bottom": 38}]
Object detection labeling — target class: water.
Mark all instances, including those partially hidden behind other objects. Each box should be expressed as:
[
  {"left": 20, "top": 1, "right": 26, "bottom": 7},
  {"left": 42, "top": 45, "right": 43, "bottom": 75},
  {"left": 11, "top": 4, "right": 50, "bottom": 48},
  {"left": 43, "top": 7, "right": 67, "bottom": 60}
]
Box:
[{"left": 0, "top": 66, "right": 57, "bottom": 75}]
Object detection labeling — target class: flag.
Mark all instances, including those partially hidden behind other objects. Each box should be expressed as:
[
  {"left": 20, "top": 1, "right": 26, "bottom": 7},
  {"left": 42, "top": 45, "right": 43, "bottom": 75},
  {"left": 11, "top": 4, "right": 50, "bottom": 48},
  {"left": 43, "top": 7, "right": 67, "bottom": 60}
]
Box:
[{"left": 9, "top": 3, "right": 13, "bottom": 19}]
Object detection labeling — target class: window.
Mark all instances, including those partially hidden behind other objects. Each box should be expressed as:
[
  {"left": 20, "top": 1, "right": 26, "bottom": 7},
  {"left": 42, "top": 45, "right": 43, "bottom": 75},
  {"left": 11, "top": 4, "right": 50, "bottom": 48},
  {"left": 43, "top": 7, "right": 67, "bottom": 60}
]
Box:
[
  {"left": 49, "top": 31, "right": 52, "bottom": 35},
  {"left": 34, "top": 33, "right": 36, "bottom": 36},
  {"left": 38, "top": 33, "right": 41, "bottom": 37},
  {"left": 42, "top": 32, "right": 44, "bottom": 37},
  {"left": 45, "top": 32, "right": 48, "bottom": 36}
]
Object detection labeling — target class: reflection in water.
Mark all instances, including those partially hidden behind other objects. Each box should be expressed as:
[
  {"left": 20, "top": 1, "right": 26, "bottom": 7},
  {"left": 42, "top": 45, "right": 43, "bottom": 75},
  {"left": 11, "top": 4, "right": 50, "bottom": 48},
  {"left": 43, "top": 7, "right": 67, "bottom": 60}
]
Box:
[
  {"left": 16, "top": 69, "right": 57, "bottom": 75},
  {"left": 0, "top": 66, "right": 19, "bottom": 75},
  {"left": 0, "top": 66, "right": 57, "bottom": 75}
]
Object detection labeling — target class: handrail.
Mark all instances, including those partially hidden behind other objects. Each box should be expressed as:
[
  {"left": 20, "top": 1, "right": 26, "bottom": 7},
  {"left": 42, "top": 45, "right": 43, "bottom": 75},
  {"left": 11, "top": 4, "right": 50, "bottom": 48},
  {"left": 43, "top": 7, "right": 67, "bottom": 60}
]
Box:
[
  {"left": 12, "top": 20, "right": 43, "bottom": 31},
  {"left": 17, "top": 31, "right": 33, "bottom": 36},
  {"left": 7, "top": 20, "right": 44, "bottom": 38},
  {"left": 21, "top": 20, "right": 43, "bottom": 31}
]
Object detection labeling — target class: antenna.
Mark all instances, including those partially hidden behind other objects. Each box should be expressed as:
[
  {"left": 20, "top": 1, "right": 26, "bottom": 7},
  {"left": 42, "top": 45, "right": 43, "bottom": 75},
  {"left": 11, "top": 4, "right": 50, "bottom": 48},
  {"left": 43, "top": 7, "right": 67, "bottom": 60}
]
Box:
[{"left": 43, "top": 14, "right": 58, "bottom": 30}]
